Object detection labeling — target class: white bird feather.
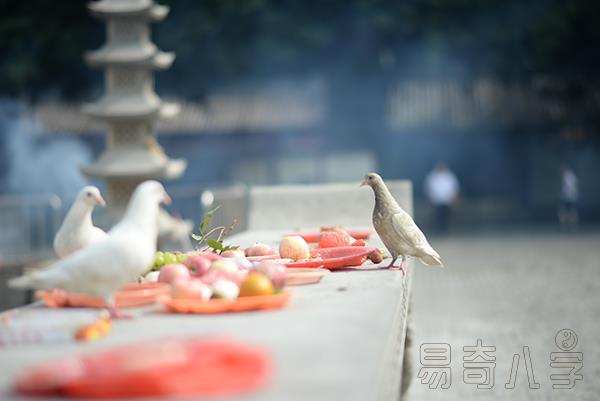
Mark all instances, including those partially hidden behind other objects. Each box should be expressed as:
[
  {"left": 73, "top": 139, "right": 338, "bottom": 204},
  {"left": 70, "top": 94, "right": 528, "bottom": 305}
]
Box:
[
  {"left": 53, "top": 186, "right": 107, "bottom": 258},
  {"left": 362, "top": 173, "right": 443, "bottom": 270},
  {"left": 10, "top": 181, "right": 171, "bottom": 317}
]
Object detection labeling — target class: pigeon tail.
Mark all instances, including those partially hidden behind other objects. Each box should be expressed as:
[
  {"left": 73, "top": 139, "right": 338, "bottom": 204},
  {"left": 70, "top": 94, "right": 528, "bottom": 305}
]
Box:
[
  {"left": 8, "top": 272, "right": 51, "bottom": 290},
  {"left": 8, "top": 275, "right": 36, "bottom": 289},
  {"left": 417, "top": 246, "right": 444, "bottom": 267}
]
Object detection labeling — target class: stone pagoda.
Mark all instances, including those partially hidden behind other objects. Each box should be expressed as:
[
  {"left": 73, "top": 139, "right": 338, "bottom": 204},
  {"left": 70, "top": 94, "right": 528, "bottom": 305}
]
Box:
[{"left": 82, "top": 0, "right": 186, "bottom": 220}]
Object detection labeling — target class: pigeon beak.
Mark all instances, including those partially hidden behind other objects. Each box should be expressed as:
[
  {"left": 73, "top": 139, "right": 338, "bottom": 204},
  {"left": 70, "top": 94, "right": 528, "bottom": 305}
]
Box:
[
  {"left": 162, "top": 192, "right": 172, "bottom": 205},
  {"left": 360, "top": 178, "right": 368, "bottom": 187},
  {"left": 96, "top": 195, "right": 106, "bottom": 207}
]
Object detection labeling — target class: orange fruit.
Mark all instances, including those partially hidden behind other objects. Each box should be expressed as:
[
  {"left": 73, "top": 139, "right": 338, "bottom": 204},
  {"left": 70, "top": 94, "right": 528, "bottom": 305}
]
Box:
[{"left": 239, "top": 272, "right": 275, "bottom": 297}]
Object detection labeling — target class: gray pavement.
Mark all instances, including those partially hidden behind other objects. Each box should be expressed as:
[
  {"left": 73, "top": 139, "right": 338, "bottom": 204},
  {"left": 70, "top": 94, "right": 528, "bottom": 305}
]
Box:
[{"left": 405, "top": 230, "right": 600, "bottom": 401}]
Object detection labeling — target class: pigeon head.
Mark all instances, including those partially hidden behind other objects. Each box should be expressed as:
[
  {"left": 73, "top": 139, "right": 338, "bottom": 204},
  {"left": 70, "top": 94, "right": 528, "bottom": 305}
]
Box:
[
  {"left": 131, "top": 180, "right": 172, "bottom": 207},
  {"left": 361, "top": 173, "right": 384, "bottom": 188},
  {"left": 78, "top": 186, "right": 106, "bottom": 207}
]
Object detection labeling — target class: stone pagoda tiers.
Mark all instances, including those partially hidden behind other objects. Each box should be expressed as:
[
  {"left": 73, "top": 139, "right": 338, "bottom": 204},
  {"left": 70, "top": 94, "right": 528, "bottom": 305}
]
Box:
[{"left": 82, "top": 0, "right": 186, "bottom": 220}]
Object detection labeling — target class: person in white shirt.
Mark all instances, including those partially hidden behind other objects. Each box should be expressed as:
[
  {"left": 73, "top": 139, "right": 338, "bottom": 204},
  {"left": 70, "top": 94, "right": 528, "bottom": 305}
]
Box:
[
  {"left": 424, "top": 162, "right": 459, "bottom": 234},
  {"left": 559, "top": 165, "right": 579, "bottom": 230}
]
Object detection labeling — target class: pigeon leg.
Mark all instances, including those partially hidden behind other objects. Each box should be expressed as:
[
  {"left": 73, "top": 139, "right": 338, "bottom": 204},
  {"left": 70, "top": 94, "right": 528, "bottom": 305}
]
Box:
[
  {"left": 105, "top": 297, "right": 133, "bottom": 320},
  {"left": 387, "top": 257, "right": 398, "bottom": 269},
  {"left": 398, "top": 255, "right": 407, "bottom": 275},
  {"left": 389, "top": 255, "right": 406, "bottom": 275}
]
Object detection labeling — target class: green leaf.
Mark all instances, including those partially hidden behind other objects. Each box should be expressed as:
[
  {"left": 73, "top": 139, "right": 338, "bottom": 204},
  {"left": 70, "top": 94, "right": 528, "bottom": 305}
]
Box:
[
  {"left": 206, "top": 239, "right": 224, "bottom": 251},
  {"left": 222, "top": 245, "right": 240, "bottom": 252},
  {"left": 191, "top": 233, "right": 202, "bottom": 241},
  {"left": 200, "top": 205, "right": 221, "bottom": 233}
]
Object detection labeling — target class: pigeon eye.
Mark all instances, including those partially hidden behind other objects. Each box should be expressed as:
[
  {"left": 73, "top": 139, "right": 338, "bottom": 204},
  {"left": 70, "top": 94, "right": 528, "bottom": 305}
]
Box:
[{"left": 86, "top": 192, "right": 92, "bottom": 197}]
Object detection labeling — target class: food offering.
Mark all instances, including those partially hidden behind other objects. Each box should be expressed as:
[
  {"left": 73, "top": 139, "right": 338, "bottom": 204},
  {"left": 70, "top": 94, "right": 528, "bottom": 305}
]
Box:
[
  {"left": 154, "top": 250, "right": 291, "bottom": 314},
  {"left": 286, "top": 226, "right": 373, "bottom": 244},
  {"left": 276, "top": 227, "right": 384, "bottom": 270}
]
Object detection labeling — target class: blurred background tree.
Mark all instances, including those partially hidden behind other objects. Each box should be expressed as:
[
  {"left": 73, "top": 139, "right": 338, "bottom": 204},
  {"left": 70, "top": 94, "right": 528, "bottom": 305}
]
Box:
[{"left": 1, "top": 0, "right": 599, "bottom": 100}]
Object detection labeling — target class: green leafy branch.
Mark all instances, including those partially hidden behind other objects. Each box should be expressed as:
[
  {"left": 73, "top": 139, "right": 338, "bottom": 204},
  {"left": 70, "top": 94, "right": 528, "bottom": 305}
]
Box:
[{"left": 191, "top": 206, "right": 239, "bottom": 254}]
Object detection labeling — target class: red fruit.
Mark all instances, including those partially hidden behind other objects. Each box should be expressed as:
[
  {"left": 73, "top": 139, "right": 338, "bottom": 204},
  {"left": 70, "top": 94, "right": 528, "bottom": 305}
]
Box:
[
  {"left": 171, "top": 279, "right": 211, "bottom": 300},
  {"left": 221, "top": 249, "right": 246, "bottom": 258},
  {"left": 198, "top": 252, "right": 222, "bottom": 262},
  {"left": 252, "top": 262, "right": 287, "bottom": 289},
  {"left": 185, "top": 255, "right": 212, "bottom": 277},
  {"left": 158, "top": 264, "right": 191, "bottom": 284},
  {"left": 351, "top": 239, "right": 366, "bottom": 247}
]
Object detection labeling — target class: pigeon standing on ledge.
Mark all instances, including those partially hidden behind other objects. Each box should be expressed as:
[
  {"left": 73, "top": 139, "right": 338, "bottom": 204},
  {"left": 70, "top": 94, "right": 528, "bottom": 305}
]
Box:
[
  {"left": 10, "top": 181, "right": 172, "bottom": 318},
  {"left": 361, "top": 173, "right": 443, "bottom": 273},
  {"left": 53, "top": 186, "right": 107, "bottom": 258}
]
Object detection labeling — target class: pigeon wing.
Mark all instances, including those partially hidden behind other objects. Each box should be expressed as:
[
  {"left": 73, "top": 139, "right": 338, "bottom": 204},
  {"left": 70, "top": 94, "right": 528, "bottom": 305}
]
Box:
[{"left": 390, "top": 211, "right": 429, "bottom": 250}]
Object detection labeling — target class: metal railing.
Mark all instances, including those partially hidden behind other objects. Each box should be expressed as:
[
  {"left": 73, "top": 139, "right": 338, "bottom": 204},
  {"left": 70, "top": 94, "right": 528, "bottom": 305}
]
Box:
[{"left": 0, "top": 194, "right": 62, "bottom": 266}]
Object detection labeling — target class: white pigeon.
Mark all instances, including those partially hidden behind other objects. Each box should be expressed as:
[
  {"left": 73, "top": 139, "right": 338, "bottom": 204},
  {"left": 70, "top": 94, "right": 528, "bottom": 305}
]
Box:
[
  {"left": 53, "top": 186, "right": 107, "bottom": 258},
  {"left": 9, "top": 180, "right": 172, "bottom": 318},
  {"left": 361, "top": 173, "right": 443, "bottom": 273}
]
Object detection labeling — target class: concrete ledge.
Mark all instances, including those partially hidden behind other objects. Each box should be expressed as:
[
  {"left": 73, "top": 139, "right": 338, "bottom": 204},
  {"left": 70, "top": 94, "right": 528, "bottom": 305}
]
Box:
[{"left": 248, "top": 180, "right": 412, "bottom": 230}]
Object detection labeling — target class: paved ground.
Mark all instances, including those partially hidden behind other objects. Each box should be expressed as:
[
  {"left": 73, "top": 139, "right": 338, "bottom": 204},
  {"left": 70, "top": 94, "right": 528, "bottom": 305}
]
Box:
[{"left": 405, "top": 230, "right": 599, "bottom": 401}]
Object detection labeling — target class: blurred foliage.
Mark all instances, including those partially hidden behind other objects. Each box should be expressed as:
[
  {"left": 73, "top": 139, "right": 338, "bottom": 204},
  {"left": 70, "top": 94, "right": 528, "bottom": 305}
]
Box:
[{"left": 0, "top": 0, "right": 599, "bottom": 100}]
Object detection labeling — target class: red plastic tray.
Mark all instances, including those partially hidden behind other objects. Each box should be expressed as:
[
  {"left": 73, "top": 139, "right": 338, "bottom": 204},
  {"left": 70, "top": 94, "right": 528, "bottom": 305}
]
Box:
[
  {"left": 285, "top": 247, "right": 375, "bottom": 270},
  {"left": 15, "top": 337, "right": 271, "bottom": 398}
]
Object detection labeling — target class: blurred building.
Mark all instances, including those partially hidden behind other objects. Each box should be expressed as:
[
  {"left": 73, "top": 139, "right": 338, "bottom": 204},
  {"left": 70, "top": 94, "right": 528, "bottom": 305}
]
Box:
[{"left": 33, "top": 77, "right": 600, "bottom": 229}]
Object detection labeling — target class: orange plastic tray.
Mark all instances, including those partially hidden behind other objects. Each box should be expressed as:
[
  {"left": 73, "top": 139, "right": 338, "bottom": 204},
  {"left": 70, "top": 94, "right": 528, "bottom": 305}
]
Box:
[
  {"left": 163, "top": 292, "right": 291, "bottom": 314},
  {"left": 15, "top": 337, "right": 271, "bottom": 398},
  {"left": 36, "top": 282, "right": 170, "bottom": 309}
]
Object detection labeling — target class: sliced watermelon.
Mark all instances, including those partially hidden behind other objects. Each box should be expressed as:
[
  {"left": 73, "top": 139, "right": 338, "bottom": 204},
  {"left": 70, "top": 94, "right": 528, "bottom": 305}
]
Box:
[
  {"left": 285, "top": 229, "right": 373, "bottom": 243},
  {"left": 318, "top": 230, "right": 355, "bottom": 248}
]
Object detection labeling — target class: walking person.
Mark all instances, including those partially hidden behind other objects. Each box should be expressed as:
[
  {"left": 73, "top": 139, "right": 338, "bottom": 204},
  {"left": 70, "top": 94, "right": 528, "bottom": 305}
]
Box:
[
  {"left": 424, "top": 162, "right": 459, "bottom": 234},
  {"left": 559, "top": 165, "right": 579, "bottom": 230}
]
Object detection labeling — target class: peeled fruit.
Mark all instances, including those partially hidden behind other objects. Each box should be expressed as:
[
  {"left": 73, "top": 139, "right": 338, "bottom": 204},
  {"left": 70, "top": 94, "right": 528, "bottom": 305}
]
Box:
[
  {"left": 239, "top": 272, "right": 275, "bottom": 297},
  {"left": 279, "top": 236, "right": 310, "bottom": 261},
  {"left": 220, "top": 249, "right": 246, "bottom": 258},
  {"left": 210, "top": 259, "right": 239, "bottom": 274},
  {"left": 185, "top": 255, "right": 212, "bottom": 277},
  {"left": 211, "top": 279, "right": 240, "bottom": 300},
  {"left": 171, "top": 279, "right": 212, "bottom": 300},
  {"left": 245, "top": 243, "right": 275, "bottom": 257},
  {"left": 158, "top": 264, "right": 191, "bottom": 284}
]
